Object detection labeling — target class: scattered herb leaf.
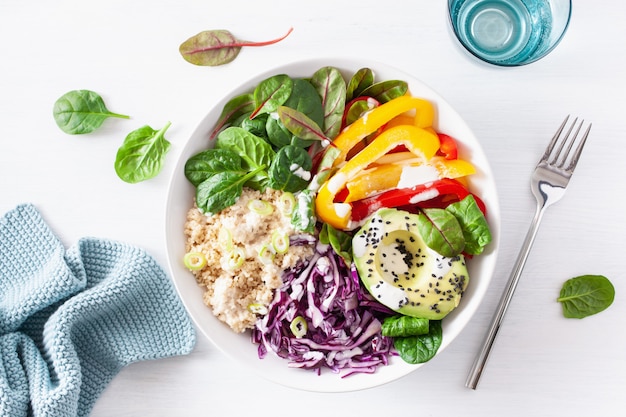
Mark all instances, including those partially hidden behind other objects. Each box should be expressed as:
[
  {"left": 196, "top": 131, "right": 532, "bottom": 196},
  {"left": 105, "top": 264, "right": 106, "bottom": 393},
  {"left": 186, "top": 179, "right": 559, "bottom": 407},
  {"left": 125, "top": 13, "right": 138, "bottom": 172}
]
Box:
[
  {"left": 114, "top": 122, "right": 171, "bottom": 183},
  {"left": 179, "top": 27, "right": 293, "bottom": 67},
  {"left": 557, "top": 275, "right": 615, "bottom": 319},
  {"left": 53, "top": 90, "right": 129, "bottom": 134}
]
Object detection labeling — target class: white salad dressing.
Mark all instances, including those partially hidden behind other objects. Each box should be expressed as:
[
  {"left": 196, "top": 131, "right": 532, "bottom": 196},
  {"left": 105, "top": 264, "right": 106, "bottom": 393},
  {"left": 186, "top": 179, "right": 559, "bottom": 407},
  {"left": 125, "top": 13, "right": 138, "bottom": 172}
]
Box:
[{"left": 397, "top": 164, "right": 440, "bottom": 189}]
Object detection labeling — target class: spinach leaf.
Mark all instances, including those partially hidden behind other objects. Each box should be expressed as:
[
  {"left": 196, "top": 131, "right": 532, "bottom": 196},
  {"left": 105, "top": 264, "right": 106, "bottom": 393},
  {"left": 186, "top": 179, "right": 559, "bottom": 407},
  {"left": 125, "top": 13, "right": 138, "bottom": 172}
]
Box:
[
  {"left": 381, "top": 315, "right": 430, "bottom": 338},
  {"left": 196, "top": 169, "right": 262, "bottom": 215},
  {"left": 393, "top": 320, "right": 442, "bottom": 364},
  {"left": 210, "top": 93, "right": 254, "bottom": 140},
  {"left": 311, "top": 66, "right": 347, "bottom": 139},
  {"left": 265, "top": 114, "right": 293, "bottom": 148},
  {"left": 319, "top": 223, "right": 352, "bottom": 264},
  {"left": 267, "top": 145, "right": 312, "bottom": 192},
  {"left": 557, "top": 275, "right": 615, "bottom": 319},
  {"left": 346, "top": 68, "right": 374, "bottom": 101},
  {"left": 251, "top": 74, "right": 293, "bottom": 118},
  {"left": 184, "top": 148, "right": 244, "bottom": 187},
  {"left": 360, "top": 80, "right": 408, "bottom": 103},
  {"left": 114, "top": 122, "right": 171, "bottom": 184},
  {"left": 53, "top": 90, "right": 129, "bottom": 134},
  {"left": 179, "top": 28, "right": 293, "bottom": 66},
  {"left": 284, "top": 78, "right": 325, "bottom": 128},
  {"left": 215, "top": 126, "right": 274, "bottom": 190},
  {"left": 240, "top": 112, "right": 269, "bottom": 139},
  {"left": 417, "top": 208, "right": 465, "bottom": 257},
  {"left": 291, "top": 189, "right": 316, "bottom": 234},
  {"left": 277, "top": 106, "right": 328, "bottom": 144},
  {"left": 446, "top": 195, "right": 492, "bottom": 255}
]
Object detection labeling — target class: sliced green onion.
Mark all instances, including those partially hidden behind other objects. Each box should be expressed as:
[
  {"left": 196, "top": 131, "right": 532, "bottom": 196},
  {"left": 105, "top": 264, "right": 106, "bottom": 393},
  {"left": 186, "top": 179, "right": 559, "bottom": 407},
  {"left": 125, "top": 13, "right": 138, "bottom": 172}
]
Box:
[
  {"left": 218, "top": 228, "right": 233, "bottom": 252},
  {"left": 223, "top": 247, "right": 245, "bottom": 271},
  {"left": 278, "top": 192, "right": 296, "bottom": 217},
  {"left": 258, "top": 244, "right": 275, "bottom": 265},
  {"left": 183, "top": 252, "right": 207, "bottom": 271},
  {"left": 247, "top": 199, "right": 274, "bottom": 216},
  {"left": 290, "top": 316, "right": 308, "bottom": 338},
  {"left": 271, "top": 231, "right": 290, "bottom": 254},
  {"left": 247, "top": 303, "right": 268, "bottom": 315}
]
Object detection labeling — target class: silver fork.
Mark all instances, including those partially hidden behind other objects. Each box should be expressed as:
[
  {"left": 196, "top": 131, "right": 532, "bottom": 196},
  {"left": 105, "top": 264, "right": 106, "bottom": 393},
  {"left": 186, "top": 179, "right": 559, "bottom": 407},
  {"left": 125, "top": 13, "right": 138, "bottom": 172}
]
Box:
[{"left": 466, "top": 116, "right": 592, "bottom": 389}]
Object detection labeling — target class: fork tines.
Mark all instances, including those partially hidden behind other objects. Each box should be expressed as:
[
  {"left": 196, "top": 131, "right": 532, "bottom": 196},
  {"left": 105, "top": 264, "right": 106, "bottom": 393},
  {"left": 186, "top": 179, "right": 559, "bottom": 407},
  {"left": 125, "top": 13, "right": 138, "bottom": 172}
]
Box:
[{"left": 543, "top": 115, "right": 592, "bottom": 172}]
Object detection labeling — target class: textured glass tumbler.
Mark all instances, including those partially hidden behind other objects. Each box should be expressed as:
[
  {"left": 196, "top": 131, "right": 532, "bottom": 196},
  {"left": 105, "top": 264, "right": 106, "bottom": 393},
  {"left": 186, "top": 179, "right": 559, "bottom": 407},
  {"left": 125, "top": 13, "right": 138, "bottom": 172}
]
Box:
[{"left": 448, "top": 0, "right": 572, "bottom": 66}]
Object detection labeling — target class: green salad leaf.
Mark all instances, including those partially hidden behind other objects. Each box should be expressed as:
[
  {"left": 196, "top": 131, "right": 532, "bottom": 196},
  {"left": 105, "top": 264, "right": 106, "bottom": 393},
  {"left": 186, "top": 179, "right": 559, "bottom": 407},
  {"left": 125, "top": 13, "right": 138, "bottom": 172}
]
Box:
[
  {"left": 393, "top": 320, "right": 443, "bottom": 364},
  {"left": 447, "top": 195, "right": 492, "bottom": 255},
  {"left": 417, "top": 208, "right": 465, "bottom": 257},
  {"left": 557, "top": 275, "right": 615, "bottom": 319},
  {"left": 382, "top": 316, "right": 429, "bottom": 338},
  {"left": 53, "top": 90, "right": 129, "bottom": 134},
  {"left": 114, "top": 122, "right": 171, "bottom": 183}
]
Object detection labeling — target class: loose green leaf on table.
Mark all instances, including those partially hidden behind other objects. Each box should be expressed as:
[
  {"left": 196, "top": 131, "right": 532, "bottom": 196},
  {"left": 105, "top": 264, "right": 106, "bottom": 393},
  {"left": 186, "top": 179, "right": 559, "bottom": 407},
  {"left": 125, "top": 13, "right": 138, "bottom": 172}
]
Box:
[
  {"left": 179, "top": 28, "right": 293, "bottom": 67},
  {"left": 114, "top": 122, "right": 171, "bottom": 184},
  {"left": 53, "top": 90, "right": 129, "bottom": 134},
  {"left": 557, "top": 275, "right": 615, "bottom": 319}
]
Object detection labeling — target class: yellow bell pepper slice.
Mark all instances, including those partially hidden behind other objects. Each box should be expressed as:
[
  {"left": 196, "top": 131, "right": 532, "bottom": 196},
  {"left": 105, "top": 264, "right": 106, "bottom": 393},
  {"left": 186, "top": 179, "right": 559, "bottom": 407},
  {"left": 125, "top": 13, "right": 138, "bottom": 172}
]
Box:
[
  {"left": 343, "top": 156, "right": 476, "bottom": 203},
  {"left": 316, "top": 125, "right": 439, "bottom": 230},
  {"left": 331, "top": 96, "right": 435, "bottom": 166}
]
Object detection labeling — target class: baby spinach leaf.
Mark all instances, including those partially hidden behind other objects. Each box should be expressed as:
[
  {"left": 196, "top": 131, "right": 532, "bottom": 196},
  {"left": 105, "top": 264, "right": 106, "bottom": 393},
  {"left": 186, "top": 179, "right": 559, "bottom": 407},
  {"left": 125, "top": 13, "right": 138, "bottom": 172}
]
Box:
[
  {"left": 267, "top": 145, "right": 312, "bottom": 192},
  {"left": 291, "top": 189, "right": 316, "bottom": 234},
  {"left": 184, "top": 148, "right": 244, "bottom": 187},
  {"left": 346, "top": 68, "right": 374, "bottom": 101},
  {"left": 447, "top": 195, "right": 492, "bottom": 255},
  {"left": 319, "top": 223, "right": 353, "bottom": 264},
  {"left": 360, "top": 80, "right": 408, "bottom": 103},
  {"left": 265, "top": 115, "right": 293, "bottom": 148},
  {"left": 251, "top": 74, "right": 293, "bottom": 118},
  {"left": 179, "top": 28, "right": 293, "bottom": 66},
  {"left": 284, "top": 79, "right": 325, "bottom": 127},
  {"left": 557, "top": 275, "right": 615, "bottom": 319},
  {"left": 311, "top": 66, "right": 346, "bottom": 139},
  {"left": 215, "top": 127, "right": 274, "bottom": 173},
  {"left": 53, "top": 90, "right": 129, "bottom": 134},
  {"left": 114, "top": 122, "right": 171, "bottom": 184},
  {"left": 417, "top": 208, "right": 465, "bottom": 257},
  {"left": 196, "top": 169, "right": 262, "bottom": 215},
  {"left": 393, "top": 320, "right": 442, "bottom": 364},
  {"left": 382, "top": 316, "right": 430, "bottom": 338},
  {"left": 277, "top": 106, "right": 328, "bottom": 144},
  {"left": 210, "top": 93, "right": 254, "bottom": 140}
]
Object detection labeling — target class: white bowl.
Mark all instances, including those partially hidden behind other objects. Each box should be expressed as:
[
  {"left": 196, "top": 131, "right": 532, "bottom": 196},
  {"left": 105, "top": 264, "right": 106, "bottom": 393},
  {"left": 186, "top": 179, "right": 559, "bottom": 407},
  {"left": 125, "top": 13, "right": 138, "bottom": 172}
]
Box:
[{"left": 165, "top": 58, "right": 500, "bottom": 392}]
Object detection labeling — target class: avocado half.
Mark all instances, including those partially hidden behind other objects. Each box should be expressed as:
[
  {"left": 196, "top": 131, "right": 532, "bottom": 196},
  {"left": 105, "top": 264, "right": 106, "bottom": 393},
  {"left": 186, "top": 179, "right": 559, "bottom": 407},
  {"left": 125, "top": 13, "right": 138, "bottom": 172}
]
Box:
[{"left": 352, "top": 208, "right": 469, "bottom": 320}]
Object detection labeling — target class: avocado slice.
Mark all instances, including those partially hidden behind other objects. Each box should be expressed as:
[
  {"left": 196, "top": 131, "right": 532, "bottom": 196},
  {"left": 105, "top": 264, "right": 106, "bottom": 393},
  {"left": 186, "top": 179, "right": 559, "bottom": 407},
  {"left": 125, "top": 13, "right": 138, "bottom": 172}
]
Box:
[{"left": 353, "top": 208, "right": 469, "bottom": 320}]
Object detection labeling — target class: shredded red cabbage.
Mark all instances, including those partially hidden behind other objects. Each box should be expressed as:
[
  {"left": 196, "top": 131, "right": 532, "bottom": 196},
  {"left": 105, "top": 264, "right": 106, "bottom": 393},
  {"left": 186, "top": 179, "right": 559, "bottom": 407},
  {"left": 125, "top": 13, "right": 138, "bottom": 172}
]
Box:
[{"left": 251, "top": 241, "right": 396, "bottom": 377}]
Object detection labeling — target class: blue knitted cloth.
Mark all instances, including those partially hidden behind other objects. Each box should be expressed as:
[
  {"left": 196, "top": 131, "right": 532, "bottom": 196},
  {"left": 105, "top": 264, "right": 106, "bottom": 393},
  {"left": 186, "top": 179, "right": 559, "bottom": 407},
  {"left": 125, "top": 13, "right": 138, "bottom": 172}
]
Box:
[{"left": 0, "top": 204, "right": 196, "bottom": 417}]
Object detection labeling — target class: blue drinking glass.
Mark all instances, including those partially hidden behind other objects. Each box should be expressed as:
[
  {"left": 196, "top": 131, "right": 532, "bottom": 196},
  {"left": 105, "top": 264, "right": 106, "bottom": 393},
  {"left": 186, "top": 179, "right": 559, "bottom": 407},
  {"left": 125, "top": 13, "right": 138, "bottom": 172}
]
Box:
[{"left": 448, "top": 0, "right": 572, "bottom": 66}]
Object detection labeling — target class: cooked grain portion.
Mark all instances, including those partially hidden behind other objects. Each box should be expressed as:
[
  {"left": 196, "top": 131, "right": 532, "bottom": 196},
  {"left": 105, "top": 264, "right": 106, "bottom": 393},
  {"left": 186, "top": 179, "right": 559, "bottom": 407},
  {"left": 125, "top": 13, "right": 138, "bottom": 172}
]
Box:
[{"left": 184, "top": 188, "right": 314, "bottom": 333}]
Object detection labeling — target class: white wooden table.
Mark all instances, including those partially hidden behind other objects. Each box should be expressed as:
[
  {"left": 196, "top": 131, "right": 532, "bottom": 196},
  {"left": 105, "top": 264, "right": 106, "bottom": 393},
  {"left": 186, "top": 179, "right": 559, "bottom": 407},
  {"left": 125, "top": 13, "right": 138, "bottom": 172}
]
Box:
[{"left": 1, "top": 1, "right": 624, "bottom": 415}]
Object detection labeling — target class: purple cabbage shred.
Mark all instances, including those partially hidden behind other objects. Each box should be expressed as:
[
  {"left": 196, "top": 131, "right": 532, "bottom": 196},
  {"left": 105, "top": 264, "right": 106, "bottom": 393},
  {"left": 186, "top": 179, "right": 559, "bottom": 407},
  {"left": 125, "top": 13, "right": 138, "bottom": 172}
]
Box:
[{"left": 251, "top": 241, "right": 396, "bottom": 377}]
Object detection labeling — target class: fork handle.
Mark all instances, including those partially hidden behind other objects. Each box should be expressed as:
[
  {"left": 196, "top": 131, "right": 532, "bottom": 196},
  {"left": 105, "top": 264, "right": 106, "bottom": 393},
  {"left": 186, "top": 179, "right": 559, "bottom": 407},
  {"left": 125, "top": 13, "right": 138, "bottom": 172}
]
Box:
[{"left": 465, "top": 204, "right": 546, "bottom": 389}]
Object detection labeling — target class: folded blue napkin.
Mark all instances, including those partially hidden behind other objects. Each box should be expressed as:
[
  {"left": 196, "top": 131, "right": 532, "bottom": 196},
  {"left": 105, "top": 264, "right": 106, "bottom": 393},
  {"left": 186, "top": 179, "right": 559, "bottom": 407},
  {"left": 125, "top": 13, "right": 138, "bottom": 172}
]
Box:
[{"left": 0, "top": 204, "right": 196, "bottom": 417}]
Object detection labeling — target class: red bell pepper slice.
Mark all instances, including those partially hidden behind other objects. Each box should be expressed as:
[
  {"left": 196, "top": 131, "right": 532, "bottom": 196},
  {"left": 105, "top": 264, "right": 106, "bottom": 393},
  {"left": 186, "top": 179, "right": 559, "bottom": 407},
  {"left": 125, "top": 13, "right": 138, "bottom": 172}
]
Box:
[
  {"left": 349, "top": 178, "right": 486, "bottom": 223},
  {"left": 436, "top": 133, "right": 458, "bottom": 160}
]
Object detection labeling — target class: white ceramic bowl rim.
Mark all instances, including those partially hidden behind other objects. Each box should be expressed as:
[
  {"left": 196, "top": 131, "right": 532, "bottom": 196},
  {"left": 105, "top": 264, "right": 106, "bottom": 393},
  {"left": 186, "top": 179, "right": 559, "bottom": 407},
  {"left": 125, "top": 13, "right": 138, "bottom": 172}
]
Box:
[{"left": 165, "top": 57, "right": 501, "bottom": 392}]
